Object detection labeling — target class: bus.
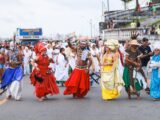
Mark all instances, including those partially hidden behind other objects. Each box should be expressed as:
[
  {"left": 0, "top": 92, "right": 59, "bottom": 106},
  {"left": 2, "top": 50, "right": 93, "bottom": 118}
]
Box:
[{"left": 16, "top": 28, "right": 42, "bottom": 45}]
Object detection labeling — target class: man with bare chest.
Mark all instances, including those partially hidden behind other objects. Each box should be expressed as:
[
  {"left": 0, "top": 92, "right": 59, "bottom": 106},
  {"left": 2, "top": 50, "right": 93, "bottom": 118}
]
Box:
[
  {"left": 63, "top": 37, "right": 92, "bottom": 98},
  {"left": 0, "top": 45, "right": 23, "bottom": 101}
]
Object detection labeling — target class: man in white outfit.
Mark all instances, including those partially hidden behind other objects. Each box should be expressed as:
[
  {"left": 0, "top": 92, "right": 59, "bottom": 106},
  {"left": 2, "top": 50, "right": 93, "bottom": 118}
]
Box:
[{"left": 23, "top": 47, "right": 32, "bottom": 75}]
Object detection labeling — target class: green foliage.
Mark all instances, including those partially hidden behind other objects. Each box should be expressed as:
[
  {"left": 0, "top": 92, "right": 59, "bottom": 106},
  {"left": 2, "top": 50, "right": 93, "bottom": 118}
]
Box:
[
  {"left": 121, "top": 0, "right": 133, "bottom": 10},
  {"left": 121, "top": 0, "right": 132, "bottom": 3}
]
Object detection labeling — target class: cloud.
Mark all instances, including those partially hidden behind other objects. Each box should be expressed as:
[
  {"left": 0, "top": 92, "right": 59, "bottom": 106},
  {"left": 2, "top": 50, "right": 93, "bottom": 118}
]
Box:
[{"left": 0, "top": 0, "right": 126, "bottom": 38}]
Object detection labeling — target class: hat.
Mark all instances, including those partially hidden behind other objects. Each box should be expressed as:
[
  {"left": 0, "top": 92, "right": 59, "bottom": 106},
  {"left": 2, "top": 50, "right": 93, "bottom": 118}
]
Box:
[
  {"left": 104, "top": 39, "right": 119, "bottom": 50},
  {"left": 78, "top": 36, "right": 88, "bottom": 45},
  {"left": 129, "top": 40, "right": 140, "bottom": 46}
]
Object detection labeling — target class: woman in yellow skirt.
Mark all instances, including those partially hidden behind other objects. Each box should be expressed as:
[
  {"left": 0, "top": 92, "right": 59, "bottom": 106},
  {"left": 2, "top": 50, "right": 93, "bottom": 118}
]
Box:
[{"left": 101, "top": 39, "right": 124, "bottom": 100}]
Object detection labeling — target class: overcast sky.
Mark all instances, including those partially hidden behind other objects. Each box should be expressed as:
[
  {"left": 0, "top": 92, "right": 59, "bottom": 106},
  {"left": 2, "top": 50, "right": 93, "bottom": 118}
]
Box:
[{"left": 0, "top": 0, "right": 149, "bottom": 38}]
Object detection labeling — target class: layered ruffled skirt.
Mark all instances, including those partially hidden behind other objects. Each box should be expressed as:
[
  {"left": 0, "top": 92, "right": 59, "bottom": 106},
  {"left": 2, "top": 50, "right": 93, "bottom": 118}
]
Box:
[
  {"left": 30, "top": 68, "right": 59, "bottom": 98},
  {"left": 64, "top": 68, "right": 90, "bottom": 98}
]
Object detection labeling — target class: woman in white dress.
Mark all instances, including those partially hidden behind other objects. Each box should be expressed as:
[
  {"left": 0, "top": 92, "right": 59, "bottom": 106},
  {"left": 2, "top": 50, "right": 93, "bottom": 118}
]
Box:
[
  {"left": 90, "top": 43, "right": 100, "bottom": 72},
  {"left": 55, "top": 48, "right": 69, "bottom": 86},
  {"left": 53, "top": 46, "right": 60, "bottom": 72},
  {"left": 46, "top": 44, "right": 54, "bottom": 71},
  {"left": 66, "top": 47, "right": 76, "bottom": 73},
  {"left": 90, "top": 43, "right": 101, "bottom": 86}
]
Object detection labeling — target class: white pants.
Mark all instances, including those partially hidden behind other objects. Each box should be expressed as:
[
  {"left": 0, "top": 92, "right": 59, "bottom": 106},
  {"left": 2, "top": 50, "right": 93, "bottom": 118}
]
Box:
[
  {"left": 24, "top": 63, "right": 30, "bottom": 75},
  {"left": 6, "top": 80, "right": 23, "bottom": 100}
]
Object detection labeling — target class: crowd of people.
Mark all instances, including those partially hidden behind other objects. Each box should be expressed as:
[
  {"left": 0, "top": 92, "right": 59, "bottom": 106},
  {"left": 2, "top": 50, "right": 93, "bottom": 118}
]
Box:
[{"left": 0, "top": 36, "right": 160, "bottom": 101}]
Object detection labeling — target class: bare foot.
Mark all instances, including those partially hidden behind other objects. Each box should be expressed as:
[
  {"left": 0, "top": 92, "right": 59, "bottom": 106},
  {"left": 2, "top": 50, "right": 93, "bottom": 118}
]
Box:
[
  {"left": 38, "top": 98, "right": 44, "bottom": 102},
  {"left": 128, "top": 95, "right": 131, "bottom": 100},
  {"left": 6, "top": 95, "right": 12, "bottom": 100},
  {"left": 44, "top": 96, "right": 48, "bottom": 100},
  {"left": 136, "top": 93, "right": 140, "bottom": 100},
  {"left": 73, "top": 94, "right": 76, "bottom": 98}
]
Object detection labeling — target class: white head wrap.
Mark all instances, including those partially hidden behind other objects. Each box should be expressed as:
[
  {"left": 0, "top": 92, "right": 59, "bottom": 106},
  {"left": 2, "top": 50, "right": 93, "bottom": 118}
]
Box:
[{"left": 154, "top": 44, "right": 160, "bottom": 50}]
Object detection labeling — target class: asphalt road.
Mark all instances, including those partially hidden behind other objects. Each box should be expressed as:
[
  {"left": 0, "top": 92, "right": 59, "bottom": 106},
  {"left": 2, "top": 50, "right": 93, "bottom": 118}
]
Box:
[{"left": 0, "top": 76, "right": 160, "bottom": 120}]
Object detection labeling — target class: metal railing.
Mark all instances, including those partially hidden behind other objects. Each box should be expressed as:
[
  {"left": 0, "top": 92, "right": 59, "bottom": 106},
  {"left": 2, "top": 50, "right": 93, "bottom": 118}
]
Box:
[
  {"left": 104, "top": 3, "right": 160, "bottom": 20},
  {"left": 102, "top": 27, "right": 160, "bottom": 41},
  {"left": 104, "top": 7, "right": 149, "bottom": 19}
]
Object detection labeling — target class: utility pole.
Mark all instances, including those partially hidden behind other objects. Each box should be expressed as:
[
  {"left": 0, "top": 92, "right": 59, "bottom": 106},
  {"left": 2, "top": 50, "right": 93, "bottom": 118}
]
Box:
[
  {"left": 90, "top": 19, "right": 93, "bottom": 38},
  {"left": 101, "top": 0, "right": 105, "bottom": 21},
  {"left": 107, "top": 0, "right": 110, "bottom": 12},
  {"left": 93, "top": 24, "right": 96, "bottom": 37},
  {"left": 102, "top": 0, "right": 104, "bottom": 16}
]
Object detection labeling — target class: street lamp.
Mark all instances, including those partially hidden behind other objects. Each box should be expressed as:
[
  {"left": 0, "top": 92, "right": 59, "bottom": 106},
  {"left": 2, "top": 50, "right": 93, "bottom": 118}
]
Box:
[
  {"left": 81, "top": 16, "right": 93, "bottom": 37},
  {"left": 107, "top": 0, "right": 110, "bottom": 12},
  {"left": 90, "top": 19, "right": 93, "bottom": 38}
]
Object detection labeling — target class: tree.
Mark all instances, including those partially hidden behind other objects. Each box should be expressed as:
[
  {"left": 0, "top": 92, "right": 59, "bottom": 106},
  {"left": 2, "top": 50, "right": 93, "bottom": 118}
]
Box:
[
  {"left": 121, "top": 0, "right": 133, "bottom": 10},
  {"left": 135, "top": 0, "right": 140, "bottom": 12}
]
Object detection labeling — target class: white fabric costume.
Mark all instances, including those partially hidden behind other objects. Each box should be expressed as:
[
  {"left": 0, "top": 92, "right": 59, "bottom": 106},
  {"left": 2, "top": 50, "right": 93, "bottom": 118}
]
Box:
[
  {"left": 55, "top": 53, "right": 69, "bottom": 82},
  {"left": 90, "top": 47, "right": 100, "bottom": 73},
  {"left": 23, "top": 48, "right": 32, "bottom": 75}
]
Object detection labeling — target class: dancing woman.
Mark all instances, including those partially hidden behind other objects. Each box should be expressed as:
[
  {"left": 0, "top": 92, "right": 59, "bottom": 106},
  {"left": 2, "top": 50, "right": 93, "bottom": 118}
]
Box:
[
  {"left": 30, "top": 42, "right": 59, "bottom": 101},
  {"left": 101, "top": 39, "right": 124, "bottom": 100},
  {"left": 148, "top": 45, "right": 160, "bottom": 100}
]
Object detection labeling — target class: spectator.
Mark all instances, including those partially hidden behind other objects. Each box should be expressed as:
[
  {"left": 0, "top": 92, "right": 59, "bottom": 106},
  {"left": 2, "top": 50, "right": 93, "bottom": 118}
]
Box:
[
  {"left": 152, "top": 5, "right": 157, "bottom": 17},
  {"left": 136, "top": 19, "right": 141, "bottom": 28},
  {"left": 156, "top": 25, "right": 160, "bottom": 35},
  {"left": 130, "top": 20, "right": 136, "bottom": 28},
  {"left": 150, "top": 26, "right": 156, "bottom": 35},
  {"left": 139, "top": 38, "right": 153, "bottom": 81}
]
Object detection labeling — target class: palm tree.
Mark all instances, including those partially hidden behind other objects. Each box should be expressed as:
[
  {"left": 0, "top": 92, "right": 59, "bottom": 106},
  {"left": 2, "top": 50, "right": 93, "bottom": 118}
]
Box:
[
  {"left": 135, "top": 0, "right": 140, "bottom": 12},
  {"left": 121, "top": 0, "right": 133, "bottom": 10}
]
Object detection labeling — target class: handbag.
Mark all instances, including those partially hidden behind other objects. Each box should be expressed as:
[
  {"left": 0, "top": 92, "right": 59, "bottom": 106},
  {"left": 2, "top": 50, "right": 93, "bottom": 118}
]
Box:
[{"left": 34, "top": 73, "right": 43, "bottom": 83}]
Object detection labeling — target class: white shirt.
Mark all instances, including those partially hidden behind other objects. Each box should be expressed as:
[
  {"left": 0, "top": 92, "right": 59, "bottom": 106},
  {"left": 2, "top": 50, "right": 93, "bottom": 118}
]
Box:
[
  {"left": 23, "top": 50, "right": 32, "bottom": 64},
  {"left": 47, "top": 48, "right": 53, "bottom": 59}
]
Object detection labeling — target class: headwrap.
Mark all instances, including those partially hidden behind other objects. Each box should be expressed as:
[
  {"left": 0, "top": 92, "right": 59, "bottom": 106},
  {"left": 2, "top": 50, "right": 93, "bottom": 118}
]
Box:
[
  {"left": 104, "top": 39, "right": 119, "bottom": 50},
  {"left": 154, "top": 44, "right": 160, "bottom": 50},
  {"left": 34, "top": 42, "right": 47, "bottom": 55},
  {"left": 91, "top": 43, "right": 96, "bottom": 47},
  {"left": 25, "top": 47, "right": 28, "bottom": 50},
  {"left": 78, "top": 36, "right": 88, "bottom": 45}
]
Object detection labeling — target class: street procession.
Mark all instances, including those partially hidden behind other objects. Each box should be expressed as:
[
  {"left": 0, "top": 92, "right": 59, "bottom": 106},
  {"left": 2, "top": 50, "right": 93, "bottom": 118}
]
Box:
[
  {"left": 0, "top": 29, "right": 159, "bottom": 101},
  {"left": 1, "top": 0, "right": 160, "bottom": 120}
]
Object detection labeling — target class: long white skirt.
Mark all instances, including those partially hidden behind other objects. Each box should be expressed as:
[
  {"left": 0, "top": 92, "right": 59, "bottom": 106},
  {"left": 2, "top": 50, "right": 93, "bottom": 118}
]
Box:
[
  {"left": 6, "top": 80, "right": 23, "bottom": 100},
  {"left": 24, "top": 63, "right": 30, "bottom": 75},
  {"left": 91, "top": 57, "right": 100, "bottom": 73},
  {"left": 55, "top": 65, "right": 69, "bottom": 82}
]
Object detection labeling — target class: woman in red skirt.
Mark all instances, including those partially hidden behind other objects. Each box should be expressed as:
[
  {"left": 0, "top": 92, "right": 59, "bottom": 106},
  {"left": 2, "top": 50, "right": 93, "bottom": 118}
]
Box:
[{"left": 30, "top": 42, "right": 59, "bottom": 101}]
